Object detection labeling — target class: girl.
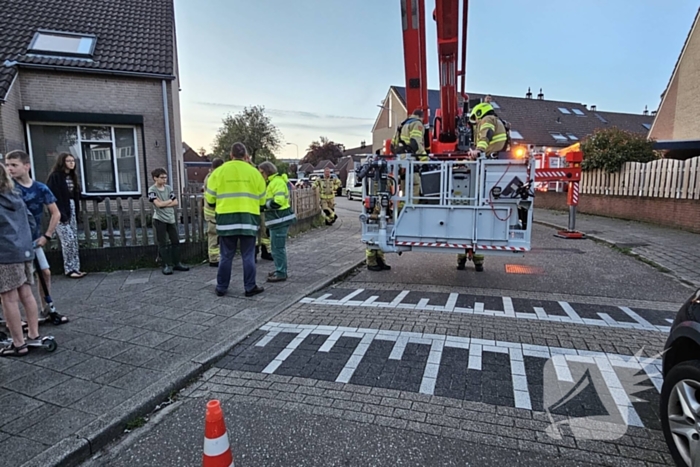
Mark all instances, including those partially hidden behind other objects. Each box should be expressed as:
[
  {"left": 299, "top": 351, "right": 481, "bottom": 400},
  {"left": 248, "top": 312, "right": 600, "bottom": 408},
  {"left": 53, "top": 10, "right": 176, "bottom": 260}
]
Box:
[{"left": 46, "top": 153, "right": 86, "bottom": 278}]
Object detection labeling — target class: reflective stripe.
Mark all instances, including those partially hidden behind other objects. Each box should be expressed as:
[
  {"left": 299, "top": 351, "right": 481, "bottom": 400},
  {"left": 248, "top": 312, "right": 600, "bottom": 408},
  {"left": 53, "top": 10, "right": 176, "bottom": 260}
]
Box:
[
  {"left": 481, "top": 123, "right": 495, "bottom": 130},
  {"left": 217, "top": 223, "right": 259, "bottom": 231},
  {"left": 477, "top": 141, "right": 488, "bottom": 149},
  {"left": 266, "top": 213, "right": 297, "bottom": 226},
  {"left": 491, "top": 134, "right": 507, "bottom": 142},
  {"left": 217, "top": 192, "right": 265, "bottom": 200},
  {"left": 203, "top": 433, "right": 230, "bottom": 457},
  {"left": 206, "top": 188, "right": 217, "bottom": 197},
  {"left": 273, "top": 191, "right": 286, "bottom": 197}
]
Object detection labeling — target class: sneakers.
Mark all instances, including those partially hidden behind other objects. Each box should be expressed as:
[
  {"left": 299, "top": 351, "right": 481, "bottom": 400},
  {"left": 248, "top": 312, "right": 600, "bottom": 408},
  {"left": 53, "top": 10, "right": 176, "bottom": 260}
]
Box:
[
  {"left": 245, "top": 285, "right": 265, "bottom": 297},
  {"left": 267, "top": 275, "right": 287, "bottom": 283}
]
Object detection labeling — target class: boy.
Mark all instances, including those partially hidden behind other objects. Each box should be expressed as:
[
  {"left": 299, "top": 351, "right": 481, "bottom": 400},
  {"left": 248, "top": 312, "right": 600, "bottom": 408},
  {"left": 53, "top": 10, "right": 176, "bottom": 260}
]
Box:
[
  {"left": 4, "top": 150, "right": 69, "bottom": 324},
  {"left": 148, "top": 168, "right": 189, "bottom": 275}
]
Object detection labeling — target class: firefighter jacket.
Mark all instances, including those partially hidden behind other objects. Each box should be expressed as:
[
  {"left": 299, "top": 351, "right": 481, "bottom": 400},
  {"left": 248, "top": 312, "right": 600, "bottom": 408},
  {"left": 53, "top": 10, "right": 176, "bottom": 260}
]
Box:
[
  {"left": 263, "top": 173, "right": 297, "bottom": 229},
  {"left": 313, "top": 176, "right": 341, "bottom": 200},
  {"left": 204, "top": 159, "right": 266, "bottom": 237},
  {"left": 392, "top": 116, "right": 428, "bottom": 161},
  {"left": 202, "top": 172, "right": 216, "bottom": 222},
  {"left": 475, "top": 114, "right": 507, "bottom": 154}
]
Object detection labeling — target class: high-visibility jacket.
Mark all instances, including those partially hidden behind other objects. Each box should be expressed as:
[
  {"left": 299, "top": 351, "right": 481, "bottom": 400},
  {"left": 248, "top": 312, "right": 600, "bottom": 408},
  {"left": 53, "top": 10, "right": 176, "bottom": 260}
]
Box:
[
  {"left": 204, "top": 159, "right": 266, "bottom": 237},
  {"left": 475, "top": 114, "right": 507, "bottom": 154},
  {"left": 313, "top": 176, "right": 341, "bottom": 200},
  {"left": 264, "top": 173, "right": 297, "bottom": 229},
  {"left": 392, "top": 116, "right": 428, "bottom": 161},
  {"left": 202, "top": 172, "right": 216, "bottom": 222}
]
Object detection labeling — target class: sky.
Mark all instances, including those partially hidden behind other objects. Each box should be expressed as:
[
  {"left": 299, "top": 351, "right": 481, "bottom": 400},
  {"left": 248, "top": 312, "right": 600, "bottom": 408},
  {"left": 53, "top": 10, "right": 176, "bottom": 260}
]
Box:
[{"left": 174, "top": 0, "right": 698, "bottom": 160}]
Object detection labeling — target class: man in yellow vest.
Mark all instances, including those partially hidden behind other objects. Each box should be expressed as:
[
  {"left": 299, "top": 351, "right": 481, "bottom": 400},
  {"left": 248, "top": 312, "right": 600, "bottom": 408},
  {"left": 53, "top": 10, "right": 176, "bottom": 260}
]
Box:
[
  {"left": 203, "top": 157, "right": 224, "bottom": 266},
  {"left": 205, "top": 142, "right": 267, "bottom": 297},
  {"left": 458, "top": 102, "right": 508, "bottom": 272},
  {"left": 391, "top": 109, "right": 428, "bottom": 203},
  {"left": 313, "top": 167, "right": 341, "bottom": 225}
]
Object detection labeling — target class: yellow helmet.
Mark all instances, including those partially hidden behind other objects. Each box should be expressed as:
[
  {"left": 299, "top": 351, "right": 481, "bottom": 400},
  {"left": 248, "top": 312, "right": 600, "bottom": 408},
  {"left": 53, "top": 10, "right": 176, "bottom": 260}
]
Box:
[{"left": 469, "top": 102, "right": 494, "bottom": 121}]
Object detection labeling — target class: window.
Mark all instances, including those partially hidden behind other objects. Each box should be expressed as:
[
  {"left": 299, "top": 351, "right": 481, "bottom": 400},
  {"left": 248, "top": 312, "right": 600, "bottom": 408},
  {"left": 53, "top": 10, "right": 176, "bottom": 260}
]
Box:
[
  {"left": 571, "top": 108, "right": 585, "bottom": 116},
  {"left": 550, "top": 132, "right": 568, "bottom": 142},
  {"left": 510, "top": 130, "right": 523, "bottom": 139},
  {"left": 27, "top": 124, "right": 140, "bottom": 195},
  {"left": 594, "top": 113, "right": 608, "bottom": 124},
  {"left": 642, "top": 123, "right": 651, "bottom": 130},
  {"left": 558, "top": 108, "right": 571, "bottom": 114},
  {"left": 490, "top": 101, "right": 500, "bottom": 109},
  {"left": 566, "top": 133, "right": 579, "bottom": 141},
  {"left": 28, "top": 31, "right": 96, "bottom": 58}
]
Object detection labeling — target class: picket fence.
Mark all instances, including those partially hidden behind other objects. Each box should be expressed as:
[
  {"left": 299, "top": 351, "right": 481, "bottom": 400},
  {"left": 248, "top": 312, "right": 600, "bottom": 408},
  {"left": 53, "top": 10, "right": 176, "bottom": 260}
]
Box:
[{"left": 580, "top": 156, "right": 700, "bottom": 199}]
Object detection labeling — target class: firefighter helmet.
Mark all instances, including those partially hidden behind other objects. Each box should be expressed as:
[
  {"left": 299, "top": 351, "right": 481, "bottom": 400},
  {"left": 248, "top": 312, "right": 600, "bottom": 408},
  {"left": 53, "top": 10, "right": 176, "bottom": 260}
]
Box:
[{"left": 469, "top": 103, "right": 494, "bottom": 121}]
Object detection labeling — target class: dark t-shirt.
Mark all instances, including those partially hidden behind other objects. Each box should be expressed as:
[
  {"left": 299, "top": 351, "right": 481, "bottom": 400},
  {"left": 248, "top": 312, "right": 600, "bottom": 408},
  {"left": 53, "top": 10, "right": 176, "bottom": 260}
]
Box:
[{"left": 15, "top": 181, "right": 56, "bottom": 240}]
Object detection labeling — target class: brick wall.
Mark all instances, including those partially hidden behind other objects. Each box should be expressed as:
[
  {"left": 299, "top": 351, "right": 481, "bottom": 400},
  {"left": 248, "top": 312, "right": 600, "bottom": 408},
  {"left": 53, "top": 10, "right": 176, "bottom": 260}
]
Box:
[
  {"left": 17, "top": 69, "right": 180, "bottom": 192},
  {"left": 0, "top": 73, "right": 26, "bottom": 154},
  {"left": 535, "top": 191, "right": 700, "bottom": 233}
]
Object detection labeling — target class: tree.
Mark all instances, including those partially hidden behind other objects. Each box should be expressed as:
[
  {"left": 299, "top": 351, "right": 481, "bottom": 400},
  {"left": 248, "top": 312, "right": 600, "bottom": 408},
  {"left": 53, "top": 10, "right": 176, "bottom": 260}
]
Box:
[
  {"left": 212, "top": 105, "right": 282, "bottom": 165},
  {"left": 581, "top": 127, "right": 660, "bottom": 173},
  {"left": 289, "top": 163, "right": 298, "bottom": 178},
  {"left": 301, "top": 136, "right": 345, "bottom": 167}
]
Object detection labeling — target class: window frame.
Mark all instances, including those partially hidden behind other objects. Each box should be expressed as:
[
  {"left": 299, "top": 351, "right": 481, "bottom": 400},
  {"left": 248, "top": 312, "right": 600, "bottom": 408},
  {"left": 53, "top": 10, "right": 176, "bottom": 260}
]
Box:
[
  {"left": 571, "top": 108, "right": 586, "bottom": 116},
  {"left": 25, "top": 122, "right": 141, "bottom": 197},
  {"left": 28, "top": 30, "right": 97, "bottom": 59},
  {"left": 550, "top": 132, "right": 569, "bottom": 142},
  {"left": 558, "top": 107, "right": 571, "bottom": 115}
]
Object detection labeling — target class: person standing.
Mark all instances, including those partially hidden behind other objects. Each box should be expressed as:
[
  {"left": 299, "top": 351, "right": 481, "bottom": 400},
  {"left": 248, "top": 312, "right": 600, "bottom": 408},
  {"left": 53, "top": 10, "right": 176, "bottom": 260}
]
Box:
[
  {"left": 148, "top": 168, "right": 190, "bottom": 275},
  {"left": 258, "top": 162, "right": 296, "bottom": 282},
  {"left": 205, "top": 142, "right": 266, "bottom": 297},
  {"left": 203, "top": 157, "right": 224, "bottom": 267},
  {"left": 46, "top": 153, "right": 86, "bottom": 278},
  {"left": 4, "top": 150, "right": 68, "bottom": 325},
  {"left": 313, "top": 167, "right": 341, "bottom": 225},
  {"left": 0, "top": 162, "right": 42, "bottom": 356},
  {"left": 391, "top": 108, "right": 428, "bottom": 204}
]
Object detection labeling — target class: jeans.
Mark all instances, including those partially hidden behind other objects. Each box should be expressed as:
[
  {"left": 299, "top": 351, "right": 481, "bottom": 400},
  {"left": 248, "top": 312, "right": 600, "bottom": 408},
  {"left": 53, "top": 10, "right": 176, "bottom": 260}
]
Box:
[
  {"left": 153, "top": 219, "right": 180, "bottom": 265},
  {"left": 217, "top": 235, "right": 257, "bottom": 293},
  {"left": 269, "top": 225, "right": 289, "bottom": 277}
]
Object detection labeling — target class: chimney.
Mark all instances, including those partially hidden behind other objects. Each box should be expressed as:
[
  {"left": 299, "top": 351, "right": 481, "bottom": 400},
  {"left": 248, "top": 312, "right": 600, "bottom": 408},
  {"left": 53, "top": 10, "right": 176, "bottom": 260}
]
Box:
[
  {"left": 360, "top": 140, "right": 366, "bottom": 148},
  {"left": 537, "top": 88, "right": 544, "bottom": 100},
  {"left": 590, "top": 105, "right": 597, "bottom": 111},
  {"left": 526, "top": 87, "right": 532, "bottom": 99},
  {"left": 651, "top": 110, "right": 657, "bottom": 116},
  {"left": 643, "top": 105, "right": 649, "bottom": 116}
]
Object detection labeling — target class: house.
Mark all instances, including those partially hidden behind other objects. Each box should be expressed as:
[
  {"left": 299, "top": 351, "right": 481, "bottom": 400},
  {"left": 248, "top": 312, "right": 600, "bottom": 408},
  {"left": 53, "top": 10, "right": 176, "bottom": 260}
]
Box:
[
  {"left": 0, "top": 0, "right": 183, "bottom": 197},
  {"left": 183, "top": 142, "right": 211, "bottom": 190},
  {"left": 372, "top": 86, "right": 654, "bottom": 153},
  {"left": 649, "top": 8, "right": 700, "bottom": 159},
  {"left": 314, "top": 160, "right": 335, "bottom": 171},
  {"left": 298, "top": 163, "right": 314, "bottom": 177}
]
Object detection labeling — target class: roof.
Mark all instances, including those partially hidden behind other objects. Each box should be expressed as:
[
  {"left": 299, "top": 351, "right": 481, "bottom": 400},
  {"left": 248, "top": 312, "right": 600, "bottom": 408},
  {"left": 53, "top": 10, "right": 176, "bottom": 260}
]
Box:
[
  {"left": 314, "top": 160, "right": 335, "bottom": 170},
  {"left": 390, "top": 86, "right": 655, "bottom": 147},
  {"left": 299, "top": 163, "right": 315, "bottom": 173},
  {"left": 343, "top": 144, "right": 372, "bottom": 156},
  {"left": 0, "top": 0, "right": 175, "bottom": 100}
]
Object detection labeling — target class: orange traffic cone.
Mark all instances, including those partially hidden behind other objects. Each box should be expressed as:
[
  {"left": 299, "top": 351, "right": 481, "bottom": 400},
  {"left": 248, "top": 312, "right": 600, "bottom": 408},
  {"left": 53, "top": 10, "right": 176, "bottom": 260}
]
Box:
[{"left": 203, "top": 400, "right": 234, "bottom": 467}]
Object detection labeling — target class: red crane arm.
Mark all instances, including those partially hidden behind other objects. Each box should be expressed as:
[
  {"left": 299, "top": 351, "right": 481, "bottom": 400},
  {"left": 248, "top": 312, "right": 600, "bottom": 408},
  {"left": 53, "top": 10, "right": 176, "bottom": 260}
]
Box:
[
  {"left": 434, "top": 0, "right": 460, "bottom": 143},
  {"left": 399, "top": 0, "right": 429, "bottom": 124}
]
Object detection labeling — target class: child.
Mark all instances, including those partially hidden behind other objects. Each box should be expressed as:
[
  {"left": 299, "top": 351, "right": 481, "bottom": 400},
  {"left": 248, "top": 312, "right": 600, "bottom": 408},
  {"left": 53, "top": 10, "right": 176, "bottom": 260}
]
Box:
[
  {"left": 148, "top": 168, "right": 189, "bottom": 275},
  {"left": 4, "top": 150, "right": 69, "bottom": 325}
]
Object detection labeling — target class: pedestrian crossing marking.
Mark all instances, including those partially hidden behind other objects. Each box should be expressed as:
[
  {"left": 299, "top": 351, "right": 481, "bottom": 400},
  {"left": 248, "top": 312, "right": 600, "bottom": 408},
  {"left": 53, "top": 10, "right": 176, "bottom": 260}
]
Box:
[{"left": 300, "top": 289, "right": 672, "bottom": 333}]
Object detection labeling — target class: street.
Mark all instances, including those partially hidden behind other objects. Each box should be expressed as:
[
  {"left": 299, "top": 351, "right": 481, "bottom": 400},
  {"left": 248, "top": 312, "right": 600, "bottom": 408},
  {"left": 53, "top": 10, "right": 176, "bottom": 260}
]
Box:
[{"left": 83, "top": 198, "right": 692, "bottom": 467}]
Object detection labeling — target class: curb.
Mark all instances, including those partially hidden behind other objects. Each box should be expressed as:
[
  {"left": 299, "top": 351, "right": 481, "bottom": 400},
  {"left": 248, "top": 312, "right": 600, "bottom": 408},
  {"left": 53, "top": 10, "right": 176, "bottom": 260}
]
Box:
[
  {"left": 534, "top": 219, "right": 700, "bottom": 289},
  {"left": 23, "top": 253, "right": 366, "bottom": 467}
]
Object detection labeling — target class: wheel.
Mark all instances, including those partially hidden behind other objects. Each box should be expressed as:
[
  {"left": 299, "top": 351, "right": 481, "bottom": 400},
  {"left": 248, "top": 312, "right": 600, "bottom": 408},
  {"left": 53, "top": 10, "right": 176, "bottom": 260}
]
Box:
[
  {"left": 347, "top": 190, "right": 352, "bottom": 200},
  {"left": 44, "top": 339, "right": 57, "bottom": 352},
  {"left": 661, "top": 360, "right": 700, "bottom": 466}
]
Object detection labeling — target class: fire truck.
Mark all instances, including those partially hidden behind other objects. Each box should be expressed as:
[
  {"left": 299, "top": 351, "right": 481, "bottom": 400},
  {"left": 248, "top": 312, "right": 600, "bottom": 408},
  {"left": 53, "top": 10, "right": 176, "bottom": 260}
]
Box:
[{"left": 357, "top": 0, "right": 582, "bottom": 258}]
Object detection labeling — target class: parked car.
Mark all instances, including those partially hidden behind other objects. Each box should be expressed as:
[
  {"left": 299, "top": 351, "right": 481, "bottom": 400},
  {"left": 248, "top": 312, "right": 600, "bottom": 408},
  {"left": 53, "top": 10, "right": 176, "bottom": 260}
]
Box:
[
  {"left": 661, "top": 289, "right": 700, "bottom": 466},
  {"left": 345, "top": 170, "right": 362, "bottom": 200}
]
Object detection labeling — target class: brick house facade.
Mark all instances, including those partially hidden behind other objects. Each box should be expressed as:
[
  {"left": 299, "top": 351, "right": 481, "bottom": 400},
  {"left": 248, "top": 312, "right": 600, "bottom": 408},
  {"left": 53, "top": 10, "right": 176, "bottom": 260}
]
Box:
[{"left": 0, "top": 0, "right": 183, "bottom": 196}]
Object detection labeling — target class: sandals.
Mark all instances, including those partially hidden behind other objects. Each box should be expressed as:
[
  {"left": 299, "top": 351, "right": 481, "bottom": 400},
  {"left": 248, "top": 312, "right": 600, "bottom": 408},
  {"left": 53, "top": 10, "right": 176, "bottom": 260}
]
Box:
[
  {"left": 0, "top": 343, "right": 28, "bottom": 357},
  {"left": 67, "top": 271, "right": 86, "bottom": 279},
  {"left": 47, "top": 312, "right": 69, "bottom": 325}
]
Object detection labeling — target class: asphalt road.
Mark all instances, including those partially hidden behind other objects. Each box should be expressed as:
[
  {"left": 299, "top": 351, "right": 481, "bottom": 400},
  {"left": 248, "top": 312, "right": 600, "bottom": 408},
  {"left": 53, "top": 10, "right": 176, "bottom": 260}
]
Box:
[{"left": 83, "top": 197, "right": 689, "bottom": 467}]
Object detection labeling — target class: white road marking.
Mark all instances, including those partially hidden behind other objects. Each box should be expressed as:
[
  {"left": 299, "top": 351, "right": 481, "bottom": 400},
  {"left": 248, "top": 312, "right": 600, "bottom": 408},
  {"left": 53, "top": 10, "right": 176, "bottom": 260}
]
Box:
[
  {"left": 299, "top": 290, "right": 671, "bottom": 333},
  {"left": 258, "top": 322, "right": 664, "bottom": 429},
  {"left": 255, "top": 331, "right": 279, "bottom": 347}
]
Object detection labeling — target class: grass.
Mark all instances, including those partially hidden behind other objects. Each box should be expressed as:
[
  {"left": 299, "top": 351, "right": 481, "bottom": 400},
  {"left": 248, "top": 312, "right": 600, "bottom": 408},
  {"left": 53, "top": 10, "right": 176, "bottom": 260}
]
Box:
[
  {"left": 605, "top": 241, "right": 671, "bottom": 273},
  {"left": 125, "top": 417, "right": 146, "bottom": 431}
]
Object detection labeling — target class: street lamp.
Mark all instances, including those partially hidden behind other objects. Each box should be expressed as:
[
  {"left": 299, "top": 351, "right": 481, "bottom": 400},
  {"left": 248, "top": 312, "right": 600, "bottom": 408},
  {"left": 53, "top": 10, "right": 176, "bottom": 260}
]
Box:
[{"left": 286, "top": 142, "right": 299, "bottom": 161}]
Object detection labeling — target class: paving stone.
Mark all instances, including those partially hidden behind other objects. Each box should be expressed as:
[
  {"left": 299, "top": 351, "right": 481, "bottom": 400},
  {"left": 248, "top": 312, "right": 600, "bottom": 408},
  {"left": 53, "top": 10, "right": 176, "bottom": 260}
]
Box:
[
  {"left": 35, "top": 378, "right": 101, "bottom": 406},
  {"left": 0, "top": 434, "right": 48, "bottom": 464},
  {"left": 20, "top": 407, "right": 95, "bottom": 445},
  {"left": 374, "top": 415, "right": 408, "bottom": 430},
  {"left": 71, "top": 385, "right": 132, "bottom": 416},
  {"left": 109, "top": 367, "right": 163, "bottom": 392},
  {"left": 2, "top": 369, "right": 70, "bottom": 397}
]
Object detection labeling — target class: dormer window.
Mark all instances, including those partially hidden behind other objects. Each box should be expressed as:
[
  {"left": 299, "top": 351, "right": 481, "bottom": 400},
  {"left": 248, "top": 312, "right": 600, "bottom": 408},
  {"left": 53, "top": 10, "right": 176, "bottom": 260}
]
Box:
[{"left": 28, "top": 30, "right": 96, "bottom": 58}]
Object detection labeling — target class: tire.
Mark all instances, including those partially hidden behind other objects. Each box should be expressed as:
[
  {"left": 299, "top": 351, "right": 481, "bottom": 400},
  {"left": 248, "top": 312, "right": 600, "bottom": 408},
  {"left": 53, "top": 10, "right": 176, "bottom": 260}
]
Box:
[{"left": 661, "top": 359, "right": 700, "bottom": 466}]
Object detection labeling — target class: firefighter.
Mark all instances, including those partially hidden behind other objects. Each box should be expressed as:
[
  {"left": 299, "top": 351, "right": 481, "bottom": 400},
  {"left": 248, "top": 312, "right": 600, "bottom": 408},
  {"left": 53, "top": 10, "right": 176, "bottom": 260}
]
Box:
[
  {"left": 366, "top": 179, "right": 391, "bottom": 272},
  {"left": 203, "top": 157, "right": 224, "bottom": 266},
  {"left": 391, "top": 109, "right": 428, "bottom": 203},
  {"left": 457, "top": 102, "right": 508, "bottom": 272},
  {"left": 313, "top": 167, "right": 341, "bottom": 225}
]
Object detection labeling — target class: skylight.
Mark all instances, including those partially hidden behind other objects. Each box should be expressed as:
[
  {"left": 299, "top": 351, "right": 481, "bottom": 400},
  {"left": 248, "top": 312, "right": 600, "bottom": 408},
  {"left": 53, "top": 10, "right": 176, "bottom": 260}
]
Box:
[
  {"left": 490, "top": 101, "right": 500, "bottom": 109},
  {"left": 642, "top": 123, "right": 651, "bottom": 130},
  {"left": 558, "top": 108, "right": 571, "bottom": 115},
  {"left": 566, "top": 134, "right": 579, "bottom": 141},
  {"left": 571, "top": 109, "right": 585, "bottom": 116},
  {"left": 550, "top": 132, "right": 568, "bottom": 142},
  {"left": 28, "top": 31, "right": 96, "bottom": 58},
  {"left": 510, "top": 130, "right": 523, "bottom": 139},
  {"left": 594, "top": 113, "right": 608, "bottom": 124}
]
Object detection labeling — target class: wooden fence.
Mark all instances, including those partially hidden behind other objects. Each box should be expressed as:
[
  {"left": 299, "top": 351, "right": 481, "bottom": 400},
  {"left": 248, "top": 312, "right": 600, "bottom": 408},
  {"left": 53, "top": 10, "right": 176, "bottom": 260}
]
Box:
[
  {"left": 52, "top": 188, "right": 321, "bottom": 249},
  {"left": 580, "top": 156, "right": 700, "bottom": 199}
]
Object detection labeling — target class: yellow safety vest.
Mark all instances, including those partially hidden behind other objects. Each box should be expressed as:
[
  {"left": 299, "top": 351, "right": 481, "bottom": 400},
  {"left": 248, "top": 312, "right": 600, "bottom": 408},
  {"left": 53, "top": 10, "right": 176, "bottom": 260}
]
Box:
[{"left": 264, "top": 174, "right": 296, "bottom": 229}]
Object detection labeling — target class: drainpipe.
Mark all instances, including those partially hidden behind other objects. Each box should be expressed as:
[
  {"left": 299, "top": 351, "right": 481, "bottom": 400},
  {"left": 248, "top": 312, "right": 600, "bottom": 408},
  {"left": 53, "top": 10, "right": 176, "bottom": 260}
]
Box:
[{"left": 161, "top": 80, "right": 173, "bottom": 189}]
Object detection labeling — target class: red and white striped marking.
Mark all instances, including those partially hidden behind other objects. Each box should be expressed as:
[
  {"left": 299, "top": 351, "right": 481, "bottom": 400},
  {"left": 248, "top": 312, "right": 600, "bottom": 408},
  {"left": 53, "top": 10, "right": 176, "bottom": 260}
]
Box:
[
  {"left": 394, "top": 241, "right": 528, "bottom": 252},
  {"left": 537, "top": 170, "right": 568, "bottom": 178},
  {"left": 572, "top": 181, "right": 579, "bottom": 205}
]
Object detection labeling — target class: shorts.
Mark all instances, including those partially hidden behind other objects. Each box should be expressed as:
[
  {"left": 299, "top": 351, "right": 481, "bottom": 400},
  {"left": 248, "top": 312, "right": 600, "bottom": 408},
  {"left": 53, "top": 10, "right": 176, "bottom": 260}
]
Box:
[
  {"left": 34, "top": 247, "right": 49, "bottom": 271},
  {"left": 0, "top": 261, "right": 35, "bottom": 294}
]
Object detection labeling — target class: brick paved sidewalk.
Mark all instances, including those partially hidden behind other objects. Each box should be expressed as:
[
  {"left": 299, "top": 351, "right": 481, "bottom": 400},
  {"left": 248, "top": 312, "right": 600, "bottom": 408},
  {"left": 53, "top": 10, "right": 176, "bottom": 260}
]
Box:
[
  {"left": 534, "top": 208, "right": 700, "bottom": 289},
  {"left": 0, "top": 205, "right": 364, "bottom": 467}
]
